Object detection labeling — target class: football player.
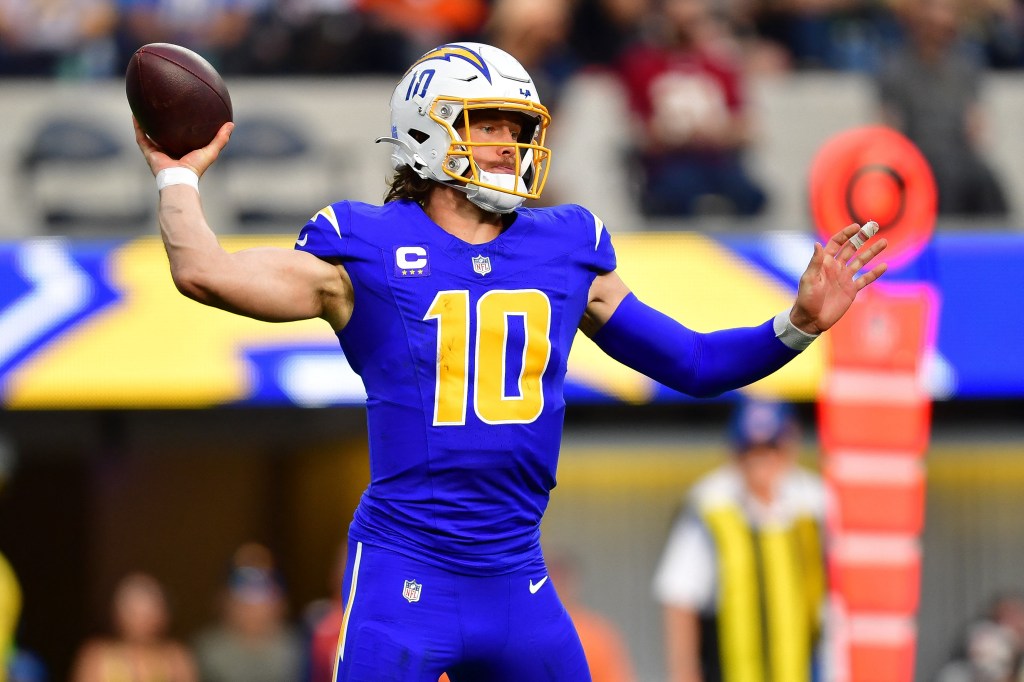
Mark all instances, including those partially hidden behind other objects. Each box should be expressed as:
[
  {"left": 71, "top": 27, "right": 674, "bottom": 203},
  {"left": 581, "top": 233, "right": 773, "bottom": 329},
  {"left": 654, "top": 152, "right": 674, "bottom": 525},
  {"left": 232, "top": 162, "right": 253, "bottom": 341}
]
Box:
[{"left": 133, "top": 42, "right": 886, "bottom": 682}]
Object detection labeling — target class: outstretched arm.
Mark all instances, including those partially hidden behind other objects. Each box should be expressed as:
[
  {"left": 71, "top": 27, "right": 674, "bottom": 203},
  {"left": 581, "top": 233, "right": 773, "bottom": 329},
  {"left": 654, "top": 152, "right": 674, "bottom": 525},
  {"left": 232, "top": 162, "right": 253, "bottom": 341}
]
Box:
[
  {"left": 581, "top": 222, "right": 887, "bottom": 397},
  {"left": 134, "top": 119, "right": 353, "bottom": 329}
]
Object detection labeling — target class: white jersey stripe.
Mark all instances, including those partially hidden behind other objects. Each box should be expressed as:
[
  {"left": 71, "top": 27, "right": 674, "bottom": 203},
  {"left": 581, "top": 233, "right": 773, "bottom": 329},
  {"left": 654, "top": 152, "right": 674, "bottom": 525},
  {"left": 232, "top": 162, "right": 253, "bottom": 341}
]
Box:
[
  {"left": 590, "top": 211, "right": 604, "bottom": 250},
  {"left": 334, "top": 541, "right": 363, "bottom": 677}
]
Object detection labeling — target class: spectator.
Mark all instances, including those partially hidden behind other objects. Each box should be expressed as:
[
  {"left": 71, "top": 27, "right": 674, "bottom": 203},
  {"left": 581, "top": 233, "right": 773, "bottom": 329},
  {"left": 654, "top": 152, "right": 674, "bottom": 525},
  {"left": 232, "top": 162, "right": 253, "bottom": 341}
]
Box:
[
  {"left": 990, "top": 592, "right": 1024, "bottom": 657},
  {"left": 0, "top": 0, "right": 117, "bottom": 78},
  {"left": 192, "top": 543, "right": 304, "bottom": 682},
  {"left": 652, "top": 399, "right": 828, "bottom": 682},
  {"left": 230, "top": 0, "right": 413, "bottom": 76},
  {"left": 7, "top": 650, "right": 46, "bottom": 682},
  {"left": 617, "top": 0, "right": 768, "bottom": 219},
  {"left": 743, "top": 0, "right": 898, "bottom": 71},
  {"left": 116, "top": 0, "right": 266, "bottom": 74},
  {"left": 70, "top": 572, "right": 196, "bottom": 682},
  {"left": 747, "top": 0, "right": 838, "bottom": 69},
  {"left": 357, "top": 0, "right": 489, "bottom": 66},
  {"left": 976, "top": 0, "right": 1024, "bottom": 68},
  {"left": 547, "top": 550, "right": 637, "bottom": 682},
  {"left": 985, "top": 592, "right": 1024, "bottom": 679},
  {"left": 877, "top": 0, "right": 1009, "bottom": 219},
  {"left": 745, "top": 0, "right": 864, "bottom": 70},
  {"left": 305, "top": 543, "right": 346, "bottom": 682},
  {"left": 568, "top": 0, "right": 653, "bottom": 68},
  {"left": 937, "top": 620, "right": 1020, "bottom": 682},
  {"left": 483, "top": 0, "right": 579, "bottom": 114}
]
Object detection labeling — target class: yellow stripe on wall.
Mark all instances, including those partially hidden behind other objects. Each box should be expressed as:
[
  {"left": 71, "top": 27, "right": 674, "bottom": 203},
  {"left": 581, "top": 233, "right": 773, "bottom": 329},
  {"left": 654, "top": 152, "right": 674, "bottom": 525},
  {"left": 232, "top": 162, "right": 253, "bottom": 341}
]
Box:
[
  {"left": 5, "top": 232, "right": 823, "bottom": 407},
  {"left": 567, "top": 232, "right": 824, "bottom": 403},
  {"left": 6, "top": 237, "right": 333, "bottom": 408}
]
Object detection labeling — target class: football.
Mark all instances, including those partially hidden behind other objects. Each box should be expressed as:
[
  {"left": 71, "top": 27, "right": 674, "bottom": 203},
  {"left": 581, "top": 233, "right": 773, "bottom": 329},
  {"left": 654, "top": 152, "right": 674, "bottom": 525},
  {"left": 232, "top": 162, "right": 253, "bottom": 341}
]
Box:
[{"left": 125, "top": 43, "right": 233, "bottom": 159}]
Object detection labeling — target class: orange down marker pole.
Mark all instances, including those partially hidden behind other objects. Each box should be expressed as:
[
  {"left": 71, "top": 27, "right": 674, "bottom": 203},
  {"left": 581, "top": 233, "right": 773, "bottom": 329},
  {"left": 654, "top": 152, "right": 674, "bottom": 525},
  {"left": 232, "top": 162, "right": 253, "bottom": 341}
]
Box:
[{"left": 809, "top": 127, "right": 938, "bottom": 682}]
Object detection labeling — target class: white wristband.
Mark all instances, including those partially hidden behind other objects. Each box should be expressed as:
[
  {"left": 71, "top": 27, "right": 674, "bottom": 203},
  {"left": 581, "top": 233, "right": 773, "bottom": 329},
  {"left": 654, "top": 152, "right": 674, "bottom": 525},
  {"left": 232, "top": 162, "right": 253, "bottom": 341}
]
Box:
[
  {"left": 156, "top": 167, "right": 199, "bottom": 192},
  {"left": 773, "top": 310, "right": 819, "bottom": 351}
]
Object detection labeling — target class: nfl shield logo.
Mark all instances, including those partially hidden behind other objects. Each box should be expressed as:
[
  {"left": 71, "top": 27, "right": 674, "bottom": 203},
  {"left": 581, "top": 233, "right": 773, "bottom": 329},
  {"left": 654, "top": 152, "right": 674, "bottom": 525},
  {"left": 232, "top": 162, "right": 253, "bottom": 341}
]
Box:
[
  {"left": 402, "top": 579, "right": 422, "bottom": 603},
  {"left": 471, "top": 254, "right": 491, "bottom": 275}
]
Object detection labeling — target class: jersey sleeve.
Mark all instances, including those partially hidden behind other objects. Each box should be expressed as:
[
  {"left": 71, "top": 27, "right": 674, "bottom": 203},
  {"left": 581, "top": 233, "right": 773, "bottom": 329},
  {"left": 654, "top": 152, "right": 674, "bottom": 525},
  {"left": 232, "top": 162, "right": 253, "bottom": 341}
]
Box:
[
  {"left": 569, "top": 204, "right": 617, "bottom": 273},
  {"left": 294, "top": 201, "right": 351, "bottom": 260}
]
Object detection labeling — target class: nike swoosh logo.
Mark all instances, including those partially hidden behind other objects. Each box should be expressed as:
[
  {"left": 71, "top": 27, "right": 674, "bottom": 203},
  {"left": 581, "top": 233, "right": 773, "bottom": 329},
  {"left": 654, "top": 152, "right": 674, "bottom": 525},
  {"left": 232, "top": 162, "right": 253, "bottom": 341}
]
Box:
[
  {"left": 296, "top": 233, "right": 308, "bottom": 247},
  {"left": 529, "top": 576, "right": 548, "bottom": 594}
]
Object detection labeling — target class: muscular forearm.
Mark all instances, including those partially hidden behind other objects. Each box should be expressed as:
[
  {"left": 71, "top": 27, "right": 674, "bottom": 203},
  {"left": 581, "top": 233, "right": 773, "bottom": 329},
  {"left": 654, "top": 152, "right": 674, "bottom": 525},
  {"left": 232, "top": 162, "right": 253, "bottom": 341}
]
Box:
[
  {"left": 152, "top": 173, "right": 349, "bottom": 325},
  {"left": 157, "top": 183, "right": 230, "bottom": 304},
  {"left": 135, "top": 121, "right": 345, "bottom": 324}
]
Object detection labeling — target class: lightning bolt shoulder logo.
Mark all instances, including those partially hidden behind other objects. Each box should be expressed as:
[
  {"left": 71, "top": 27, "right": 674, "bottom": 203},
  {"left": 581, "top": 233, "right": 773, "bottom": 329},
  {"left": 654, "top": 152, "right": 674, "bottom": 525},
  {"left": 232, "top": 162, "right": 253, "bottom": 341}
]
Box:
[{"left": 310, "top": 205, "right": 341, "bottom": 238}]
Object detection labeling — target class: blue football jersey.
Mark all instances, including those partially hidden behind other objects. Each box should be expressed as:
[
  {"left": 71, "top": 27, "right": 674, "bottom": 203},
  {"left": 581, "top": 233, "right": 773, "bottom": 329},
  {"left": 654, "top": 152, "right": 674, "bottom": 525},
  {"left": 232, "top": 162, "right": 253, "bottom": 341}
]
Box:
[{"left": 295, "top": 199, "right": 616, "bottom": 574}]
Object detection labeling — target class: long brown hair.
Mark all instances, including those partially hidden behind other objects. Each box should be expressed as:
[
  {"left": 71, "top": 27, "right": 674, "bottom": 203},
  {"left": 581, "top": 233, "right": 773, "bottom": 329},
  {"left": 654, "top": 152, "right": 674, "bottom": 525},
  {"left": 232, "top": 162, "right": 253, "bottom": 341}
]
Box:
[{"left": 384, "top": 165, "right": 436, "bottom": 206}]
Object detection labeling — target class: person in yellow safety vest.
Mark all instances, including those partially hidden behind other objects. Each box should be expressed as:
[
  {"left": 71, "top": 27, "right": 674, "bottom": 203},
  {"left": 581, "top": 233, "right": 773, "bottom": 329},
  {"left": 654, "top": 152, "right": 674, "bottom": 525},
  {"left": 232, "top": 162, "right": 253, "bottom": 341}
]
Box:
[
  {"left": 653, "top": 399, "right": 828, "bottom": 682},
  {"left": 0, "top": 550, "right": 21, "bottom": 682}
]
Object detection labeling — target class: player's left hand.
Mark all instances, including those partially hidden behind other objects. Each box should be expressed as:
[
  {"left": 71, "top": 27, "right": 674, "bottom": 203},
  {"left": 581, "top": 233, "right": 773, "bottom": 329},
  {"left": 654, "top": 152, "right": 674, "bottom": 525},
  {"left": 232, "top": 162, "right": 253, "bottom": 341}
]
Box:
[{"left": 789, "top": 222, "right": 888, "bottom": 334}]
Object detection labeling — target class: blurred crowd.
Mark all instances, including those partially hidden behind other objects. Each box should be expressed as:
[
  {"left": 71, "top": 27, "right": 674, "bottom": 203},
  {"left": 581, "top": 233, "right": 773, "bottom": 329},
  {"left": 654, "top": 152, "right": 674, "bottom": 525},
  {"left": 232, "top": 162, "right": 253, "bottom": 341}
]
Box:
[
  {"left": 0, "top": 541, "right": 636, "bottom": 682},
  {"left": 61, "top": 542, "right": 338, "bottom": 682},
  {"left": 2, "top": 0, "right": 1024, "bottom": 81},
  {"left": 936, "top": 593, "right": 1024, "bottom": 682},
  {"left": 3, "top": 0, "right": 1017, "bottom": 225}
]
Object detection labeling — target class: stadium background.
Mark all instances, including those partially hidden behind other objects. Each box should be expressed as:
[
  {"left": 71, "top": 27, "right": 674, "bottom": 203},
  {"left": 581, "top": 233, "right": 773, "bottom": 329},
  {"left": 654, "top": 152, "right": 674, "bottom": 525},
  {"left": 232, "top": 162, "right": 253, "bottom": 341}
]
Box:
[{"left": 0, "top": 72, "right": 1022, "bottom": 681}]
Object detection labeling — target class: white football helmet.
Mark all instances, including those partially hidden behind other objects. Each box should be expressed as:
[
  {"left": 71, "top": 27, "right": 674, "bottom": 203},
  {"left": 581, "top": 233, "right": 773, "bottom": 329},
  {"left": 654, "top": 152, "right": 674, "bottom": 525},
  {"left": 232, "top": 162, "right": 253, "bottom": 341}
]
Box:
[{"left": 377, "top": 42, "right": 552, "bottom": 213}]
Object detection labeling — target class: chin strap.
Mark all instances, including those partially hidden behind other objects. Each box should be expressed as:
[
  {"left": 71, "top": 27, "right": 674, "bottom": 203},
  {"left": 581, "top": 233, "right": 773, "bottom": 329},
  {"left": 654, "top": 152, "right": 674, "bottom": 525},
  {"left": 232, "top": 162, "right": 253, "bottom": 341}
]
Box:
[
  {"left": 378, "top": 136, "right": 529, "bottom": 214},
  {"left": 463, "top": 170, "right": 527, "bottom": 214}
]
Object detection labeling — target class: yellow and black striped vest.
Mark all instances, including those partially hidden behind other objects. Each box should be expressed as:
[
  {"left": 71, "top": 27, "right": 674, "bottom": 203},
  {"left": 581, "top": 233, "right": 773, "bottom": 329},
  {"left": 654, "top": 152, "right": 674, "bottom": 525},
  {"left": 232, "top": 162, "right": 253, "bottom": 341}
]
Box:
[{"left": 700, "top": 501, "right": 825, "bottom": 682}]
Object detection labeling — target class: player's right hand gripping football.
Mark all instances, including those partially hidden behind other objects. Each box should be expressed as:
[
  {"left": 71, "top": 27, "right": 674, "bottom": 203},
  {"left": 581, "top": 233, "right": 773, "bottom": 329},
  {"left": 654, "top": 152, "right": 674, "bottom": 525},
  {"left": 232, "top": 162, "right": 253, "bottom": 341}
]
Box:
[{"left": 133, "top": 117, "right": 234, "bottom": 179}]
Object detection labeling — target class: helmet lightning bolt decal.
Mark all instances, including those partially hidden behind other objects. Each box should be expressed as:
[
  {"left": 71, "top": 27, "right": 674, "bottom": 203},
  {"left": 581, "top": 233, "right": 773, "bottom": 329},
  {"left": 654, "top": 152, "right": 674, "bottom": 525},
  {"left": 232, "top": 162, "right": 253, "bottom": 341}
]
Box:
[{"left": 407, "top": 45, "right": 492, "bottom": 83}]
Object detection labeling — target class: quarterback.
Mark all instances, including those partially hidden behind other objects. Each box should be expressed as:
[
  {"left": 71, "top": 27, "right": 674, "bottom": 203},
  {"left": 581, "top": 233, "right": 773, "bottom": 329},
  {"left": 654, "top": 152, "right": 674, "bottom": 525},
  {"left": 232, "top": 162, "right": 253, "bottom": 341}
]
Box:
[{"left": 134, "top": 42, "right": 886, "bottom": 682}]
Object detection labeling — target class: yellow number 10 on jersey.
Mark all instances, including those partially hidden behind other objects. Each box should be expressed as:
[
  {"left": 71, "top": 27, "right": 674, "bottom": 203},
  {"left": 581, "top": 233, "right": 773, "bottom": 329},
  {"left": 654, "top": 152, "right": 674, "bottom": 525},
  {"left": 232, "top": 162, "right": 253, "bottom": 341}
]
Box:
[{"left": 425, "top": 289, "right": 552, "bottom": 426}]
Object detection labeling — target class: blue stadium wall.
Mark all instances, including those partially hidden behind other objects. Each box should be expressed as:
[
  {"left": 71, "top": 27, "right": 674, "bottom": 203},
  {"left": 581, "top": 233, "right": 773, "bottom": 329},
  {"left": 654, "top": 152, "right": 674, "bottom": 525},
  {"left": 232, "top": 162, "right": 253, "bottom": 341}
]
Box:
[{"left": 1, "top": 230, "right": 1020, "bottom": 408}]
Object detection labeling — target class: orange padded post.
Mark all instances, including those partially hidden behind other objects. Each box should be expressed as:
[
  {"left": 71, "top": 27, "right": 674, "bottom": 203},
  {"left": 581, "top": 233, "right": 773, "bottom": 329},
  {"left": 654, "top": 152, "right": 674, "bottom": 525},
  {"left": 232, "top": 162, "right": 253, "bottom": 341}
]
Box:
[{"left": 819, "top": 284, "right": 937, "bottom": 682}]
